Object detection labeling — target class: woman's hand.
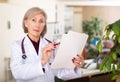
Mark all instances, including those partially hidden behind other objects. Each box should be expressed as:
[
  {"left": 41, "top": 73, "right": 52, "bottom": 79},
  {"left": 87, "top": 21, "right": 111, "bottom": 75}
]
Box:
[
  {"left": 72, "top": 54, "right": 84, "bottom": 68},
  {"left": 41, "top": 43, "right": 55, "bottom": 66},
  {"left": 41, "top": 42, "right": 60, "bottom": 66}
]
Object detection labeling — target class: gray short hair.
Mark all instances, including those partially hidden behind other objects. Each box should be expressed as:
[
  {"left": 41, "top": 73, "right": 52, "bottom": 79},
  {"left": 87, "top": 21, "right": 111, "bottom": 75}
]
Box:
[{"left": 22, "top": 7, "right": 47, "bottom": 37}]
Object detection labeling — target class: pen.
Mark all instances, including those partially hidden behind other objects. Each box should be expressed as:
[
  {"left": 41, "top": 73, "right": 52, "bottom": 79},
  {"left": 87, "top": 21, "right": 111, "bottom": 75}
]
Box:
[
  {"left": 54, "top": 42, "right": 60, "bottom": 46},
  {"left": 45, "top": 38, "right": 60, "bottom": 47}
]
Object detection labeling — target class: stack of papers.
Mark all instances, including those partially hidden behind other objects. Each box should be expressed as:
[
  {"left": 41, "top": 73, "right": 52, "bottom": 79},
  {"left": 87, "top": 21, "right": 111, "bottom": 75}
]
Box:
[{"left": 51, "top": 31, "right": 88, "bottom": 69}]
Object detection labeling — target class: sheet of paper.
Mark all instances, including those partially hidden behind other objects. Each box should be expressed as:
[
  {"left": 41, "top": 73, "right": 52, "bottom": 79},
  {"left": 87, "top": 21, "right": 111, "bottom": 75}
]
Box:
[{"left": 51, "top": 31, "right": 88, "bottom": 69}]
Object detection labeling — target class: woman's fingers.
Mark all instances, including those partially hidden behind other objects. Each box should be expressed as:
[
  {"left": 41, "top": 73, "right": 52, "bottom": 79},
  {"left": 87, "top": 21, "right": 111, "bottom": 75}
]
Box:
[
  {"left": 44, "top": 42, "right": 60, "bottom": 51},
  {"left": 42, "top": 42, "right": 60, "bottom": 62},
  {"left": 46, "top": 43, "right": 55, "bottom": 50},
  {"left": 77, "top": 54, "right": 84, "bottom": 60},
  {"left": 72, "top": 55, "right": 84, "bottom": 67}
]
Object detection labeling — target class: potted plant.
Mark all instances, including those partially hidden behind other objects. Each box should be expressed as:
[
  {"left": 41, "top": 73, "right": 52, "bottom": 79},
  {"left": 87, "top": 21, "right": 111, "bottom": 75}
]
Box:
[
  {"left": 97, "top": 19, "right": 120, "bottom": 82},
  {"left": 82, "top": 17, "right": 103, "bottom": 58}
]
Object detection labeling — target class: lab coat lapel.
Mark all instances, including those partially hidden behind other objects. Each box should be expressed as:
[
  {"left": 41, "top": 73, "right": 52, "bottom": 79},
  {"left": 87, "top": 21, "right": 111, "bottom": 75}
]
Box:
[
  {"left": 24, "top": 36, "right": 38, "bottom": 58},
  {"left": 38, "top": 38, "right": 50, "bottom": 71},
  {"left": 38, "top": 38, "right": 48, "bottom": 58}
]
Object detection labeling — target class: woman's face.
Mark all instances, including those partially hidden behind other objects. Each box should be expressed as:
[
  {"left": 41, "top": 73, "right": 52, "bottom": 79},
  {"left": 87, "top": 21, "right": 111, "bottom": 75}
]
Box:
[{"left": 24, "top": 13, "right": 46, "bottom": 38}]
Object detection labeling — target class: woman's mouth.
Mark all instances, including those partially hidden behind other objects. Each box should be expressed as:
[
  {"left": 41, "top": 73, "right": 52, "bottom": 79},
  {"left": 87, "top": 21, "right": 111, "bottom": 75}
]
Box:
[{"left": 33, "top": 29, "right": 40, "bottom": 32}]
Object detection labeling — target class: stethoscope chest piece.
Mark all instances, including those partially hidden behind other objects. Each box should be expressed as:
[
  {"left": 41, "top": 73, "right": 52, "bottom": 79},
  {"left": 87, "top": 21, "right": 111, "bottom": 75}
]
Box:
[{"left": 22, "top": 54, "right": 27, "bottom": 59}]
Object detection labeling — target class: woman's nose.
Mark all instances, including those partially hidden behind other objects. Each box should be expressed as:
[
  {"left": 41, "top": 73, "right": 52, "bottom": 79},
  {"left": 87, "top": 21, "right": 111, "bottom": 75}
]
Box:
[{"left": 35, "top": 22, "right": 41, "bottom": 27}]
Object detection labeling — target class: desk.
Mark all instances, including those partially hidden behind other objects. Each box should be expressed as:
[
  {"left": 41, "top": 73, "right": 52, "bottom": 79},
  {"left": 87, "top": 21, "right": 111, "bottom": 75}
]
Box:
[
  {"left": 55, "top": 69, "right": 114, "bottom": 82},
  {"left": 55, "top": 59, "right": 115, "bottom": 82}
]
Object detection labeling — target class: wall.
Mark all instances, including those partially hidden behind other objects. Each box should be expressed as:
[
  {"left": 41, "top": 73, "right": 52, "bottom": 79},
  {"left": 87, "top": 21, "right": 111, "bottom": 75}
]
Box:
[
  {"left": 0, "top": 4, "right": 26, "bottom": 82},
  {"left": 82, "top": 6, "right": 120, "bottom": 28},
  {"left": 64, "top": 6, "right": 83, "bottom": 33},
  {"left": 8, "top": 0, "right": 56, "bottom": 23},
  {"left": 0, "top": 0, "right": 7, "bottom": 2},
  {"left": 66, "top": 6, "right": 120, "bottom": 32},
  {"left": 73, "top": 6, "right": 83, "bottom": 32}
]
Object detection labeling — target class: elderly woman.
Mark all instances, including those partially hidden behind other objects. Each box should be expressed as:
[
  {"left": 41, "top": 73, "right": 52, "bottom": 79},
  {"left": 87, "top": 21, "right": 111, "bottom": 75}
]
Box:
[{"left": 10, "top": 7, "right": 84, "bottom": 82}]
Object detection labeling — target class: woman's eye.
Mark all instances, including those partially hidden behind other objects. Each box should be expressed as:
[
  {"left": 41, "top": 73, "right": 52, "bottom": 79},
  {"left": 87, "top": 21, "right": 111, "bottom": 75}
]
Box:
[
  {"left": 39, "top": 20, "right": 45, "bottom": 24},
  {"left": 32, "top": 19, "right": 35, "bottom": 22},
  {"left": 39, "top": 20, "right": 43, "bottom": 23}
]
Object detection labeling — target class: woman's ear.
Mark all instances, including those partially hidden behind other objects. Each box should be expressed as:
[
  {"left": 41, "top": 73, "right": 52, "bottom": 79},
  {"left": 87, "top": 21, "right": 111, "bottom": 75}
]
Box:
[{"left": 24, "top": 20, "right": 28, "bottom": 28}]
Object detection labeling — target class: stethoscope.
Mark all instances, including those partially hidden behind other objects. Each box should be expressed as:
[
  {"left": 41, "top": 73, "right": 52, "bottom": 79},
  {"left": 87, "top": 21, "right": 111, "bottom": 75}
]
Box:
[
  {"left": 21, "top": 37, "right": 53, "bottom": 60},
  {"left": 21, "top": 37, "right": 27, "bottom": 60}
]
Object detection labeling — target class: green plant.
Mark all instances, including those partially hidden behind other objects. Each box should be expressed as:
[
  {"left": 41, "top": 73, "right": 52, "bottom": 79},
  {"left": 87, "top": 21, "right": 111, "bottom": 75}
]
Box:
[
  {"left": 83, "top": 17, "right": 103, "bottom": 44},
  {"left": 83, "top": 17, "right": 103, "bottom": 58},
  {"left": 97, "top": 19, "right": 120, "bottom": 80}
]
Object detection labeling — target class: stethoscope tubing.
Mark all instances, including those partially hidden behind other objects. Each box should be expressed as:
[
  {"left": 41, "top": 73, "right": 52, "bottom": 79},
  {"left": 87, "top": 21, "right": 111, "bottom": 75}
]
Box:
[
  {"left": 21, "top": 37, "right": 27, "bottom": 59},
  {"left": 21, "top": 37, "right": 52, "bottom": 60}
]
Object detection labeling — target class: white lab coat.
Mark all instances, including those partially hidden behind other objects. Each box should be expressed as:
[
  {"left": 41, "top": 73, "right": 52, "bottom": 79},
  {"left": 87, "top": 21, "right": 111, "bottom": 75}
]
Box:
[{"left": 10, "top": 35, "right": 82, "bottom": 82}]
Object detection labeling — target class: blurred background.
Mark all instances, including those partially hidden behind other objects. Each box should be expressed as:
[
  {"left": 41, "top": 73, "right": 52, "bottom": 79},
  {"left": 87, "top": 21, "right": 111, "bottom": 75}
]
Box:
[{"left": 1, "top": 0, "right": 120, "bottom": 82}]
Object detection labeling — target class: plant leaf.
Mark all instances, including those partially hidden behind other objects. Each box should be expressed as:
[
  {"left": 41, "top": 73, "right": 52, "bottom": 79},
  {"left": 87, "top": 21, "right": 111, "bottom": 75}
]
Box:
[
  {"left": 111, "top": 74, "right": 118, "bottom": 80},
  {"left": 96, "top": 40, "right": 102, "bottom": 52},
  {"left": 112, "top": 24, "right": 120, "bottom": 35},
  {"left": 112, "top": 52, "right": 117, "bottom": 61},
  {"left": 100, "top": 55, "right": 109, "bottom": 71},
  {"left": 117, "top": 62, "right": 120, "bottom": 69},
  {"left": 118, "top": 36, "right": 120, "bottom": 43},
  {"left": 111, "top": 34, "right": 116, "bottom": 40}
]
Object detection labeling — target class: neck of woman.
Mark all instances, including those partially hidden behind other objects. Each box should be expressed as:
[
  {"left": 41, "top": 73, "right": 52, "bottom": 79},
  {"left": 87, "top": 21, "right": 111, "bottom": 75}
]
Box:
[{"left": 27, "top": 34, "right": 40, "bottom": 43}]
